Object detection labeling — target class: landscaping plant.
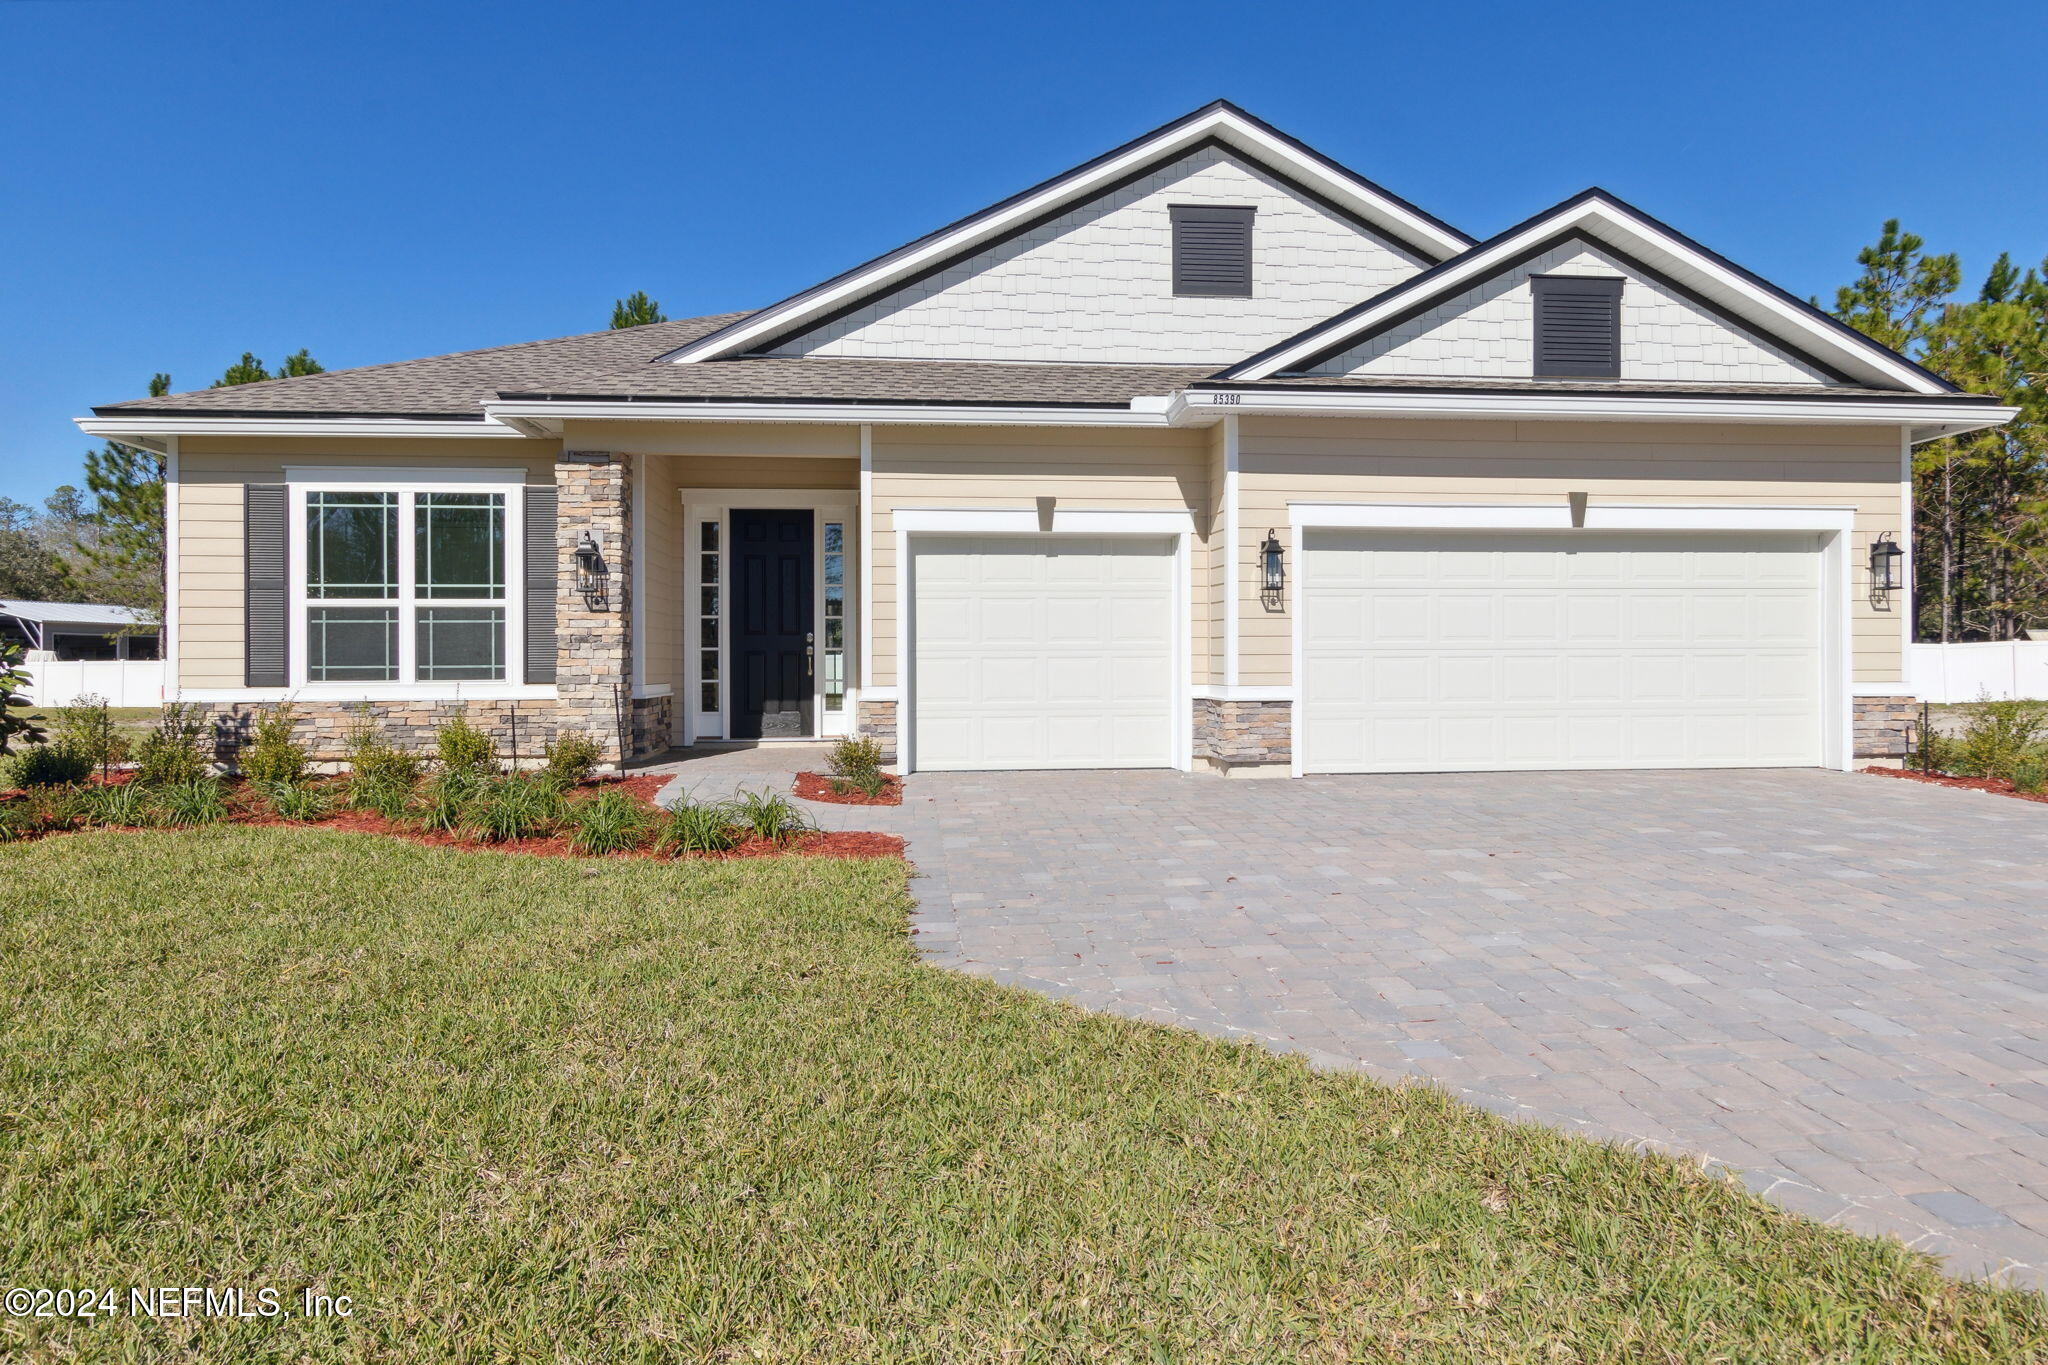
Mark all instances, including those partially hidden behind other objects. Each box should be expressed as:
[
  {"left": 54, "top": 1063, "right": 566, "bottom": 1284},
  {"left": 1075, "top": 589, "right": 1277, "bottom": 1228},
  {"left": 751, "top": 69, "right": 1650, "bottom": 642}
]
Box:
[
  {"left": 133, "top": 703, "right": 211, "bottom": 785},
  {"left": 653, "top": 799, "right": 742, "bottom": 854},
  {"left": 565, "top": 790, "right": 651, "bottom": 855},
  {"left": 0, "top": 642, "right": 45, "bottom": 755},
  {"left": 1950, "top": 698, "right": 2048, "bottom": 782},
  {"left": 240, "top": 703, "right": 310, "bottom": 784},
  {"left": 2, "top": 739, "right": 94, "bottom": 788},
  {"left": 254, "top": 780, "right": 330, "bottom": 824},
  {"left": 730, "top": 788, "right": 814, "bottom": 845},
  {"left": 151, "top": 777, "right": 230, "bottom": 827},
  {"left": 50, "top": 694, "right": 128, "bottom": 777},
  {"left": 413, "top": 768, "right": 487, "bottom": 834},
  {"left": 462, "top": 774, "right": 566, "bottom": 843},
  {"left": 65, "top": 780, "right": 154, "bottom": 829},
  {"left": 434, "top": 708, "right": 498, "bottom": 776},
  {"left": 2014, "top": 757, "right": 2047, "bottom": 795},
  {"left": 827, "top": 735, "right": 884, "bottom": 784},
  {"left": 541, "top": 731, "right": 602, "bottom": 788}
]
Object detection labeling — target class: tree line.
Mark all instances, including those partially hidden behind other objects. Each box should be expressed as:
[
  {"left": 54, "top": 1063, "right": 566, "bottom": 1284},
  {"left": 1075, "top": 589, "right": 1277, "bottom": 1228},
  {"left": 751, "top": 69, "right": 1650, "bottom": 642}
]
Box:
[{"left": 1831, "top": 223, "right": 2048, "bottom": 641}]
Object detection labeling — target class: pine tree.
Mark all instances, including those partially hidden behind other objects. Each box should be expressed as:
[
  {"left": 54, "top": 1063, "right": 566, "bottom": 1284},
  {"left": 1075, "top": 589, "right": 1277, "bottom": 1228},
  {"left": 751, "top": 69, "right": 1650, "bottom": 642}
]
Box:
[
  {"left": 64, "top": 437, "right": 165, "bottom": 618},
  {"left": 610, "top": 291, "right": 666, "bottom": 329},
  {"left": 279, "top": 348, "right": 326, "bottom": 378},
  {"left": 1832, "top": 220, "right": 1959, "bottom": 353},
  {"left": 212, "top": 352, "right": 272, "bottom": 387}
]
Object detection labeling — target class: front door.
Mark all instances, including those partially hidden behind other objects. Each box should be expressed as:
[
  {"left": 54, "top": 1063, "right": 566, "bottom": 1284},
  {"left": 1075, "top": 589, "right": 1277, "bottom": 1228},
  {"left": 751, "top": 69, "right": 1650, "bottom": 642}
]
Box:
[{"left": 729, "top": 509, "right": 815, "bottom": 739}]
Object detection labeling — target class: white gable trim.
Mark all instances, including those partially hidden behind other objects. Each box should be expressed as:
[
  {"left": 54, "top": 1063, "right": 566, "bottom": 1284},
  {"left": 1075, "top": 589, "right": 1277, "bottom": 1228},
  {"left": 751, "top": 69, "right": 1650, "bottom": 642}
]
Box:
[
  {"left": 1225, "top": 192, "right": 1954, "bottom": 394},
  {"left": 659, "top": 103, "right": 1472, "bottom": 366}
]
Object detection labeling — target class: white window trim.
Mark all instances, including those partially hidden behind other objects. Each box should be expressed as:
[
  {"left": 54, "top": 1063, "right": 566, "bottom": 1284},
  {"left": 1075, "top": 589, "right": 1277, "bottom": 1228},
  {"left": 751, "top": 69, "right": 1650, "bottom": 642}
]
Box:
[
  {"left": 285, "top": 473, "right": 528, "bottom": 700},
  {"left": 892, "top": 508, "right": 1194, "bottom": 775},
  {"left": 679, "top": 489, "right": 859, "bottom": 745},
  {"left": 1283, "top": 500, "right": 1856, "bottom": 777}
]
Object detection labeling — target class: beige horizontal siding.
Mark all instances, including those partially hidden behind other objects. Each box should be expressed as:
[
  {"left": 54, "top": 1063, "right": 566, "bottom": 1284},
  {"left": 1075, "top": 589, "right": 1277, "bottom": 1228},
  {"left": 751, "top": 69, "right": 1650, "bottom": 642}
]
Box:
[{"left": 1235, "top": 417, "right": 1907, "bottom": 687}]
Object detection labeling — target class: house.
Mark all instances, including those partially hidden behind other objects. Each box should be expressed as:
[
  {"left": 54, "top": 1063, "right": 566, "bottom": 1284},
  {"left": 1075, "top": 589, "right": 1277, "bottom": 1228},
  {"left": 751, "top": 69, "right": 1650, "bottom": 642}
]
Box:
[
  {"left": 1, "top": 599, "right": 163, "bottom": 707},
  {"left": 78, "top": 102, "right": 2011, "bottom": 775}
]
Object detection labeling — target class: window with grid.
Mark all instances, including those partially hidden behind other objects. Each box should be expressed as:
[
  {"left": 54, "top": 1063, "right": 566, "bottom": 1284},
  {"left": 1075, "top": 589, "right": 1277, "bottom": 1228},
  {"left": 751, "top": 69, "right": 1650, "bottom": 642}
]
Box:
[
  {"left": 302, "top": 489, "right": 509, "bottom": 683},
  {"left": 823, "top": 521, "right": 846, "bottom": 712},
  {"left": 698, "top": 519, "right": 721, "bottom": 713}
]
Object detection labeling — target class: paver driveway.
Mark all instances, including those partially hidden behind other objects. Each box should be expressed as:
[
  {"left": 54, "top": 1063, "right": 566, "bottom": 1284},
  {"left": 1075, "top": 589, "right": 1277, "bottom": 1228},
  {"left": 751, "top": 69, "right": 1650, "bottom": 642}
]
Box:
[{"left": 898, "top": 767, "right": 2048, "bottom": 1286}]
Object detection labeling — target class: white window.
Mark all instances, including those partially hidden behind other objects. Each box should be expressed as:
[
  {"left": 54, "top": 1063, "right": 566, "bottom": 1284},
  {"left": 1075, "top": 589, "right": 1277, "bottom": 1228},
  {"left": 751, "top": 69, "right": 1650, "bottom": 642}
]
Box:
[{"left": 291, "top": 477, "right": 521, "bottom": 690}]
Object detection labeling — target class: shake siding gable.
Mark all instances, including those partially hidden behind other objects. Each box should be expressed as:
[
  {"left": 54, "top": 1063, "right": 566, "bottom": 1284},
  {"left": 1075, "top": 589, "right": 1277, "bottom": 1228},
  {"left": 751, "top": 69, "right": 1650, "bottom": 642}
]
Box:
[{"left": 770, "top": 145, "right": 1429, "bottom": 365}]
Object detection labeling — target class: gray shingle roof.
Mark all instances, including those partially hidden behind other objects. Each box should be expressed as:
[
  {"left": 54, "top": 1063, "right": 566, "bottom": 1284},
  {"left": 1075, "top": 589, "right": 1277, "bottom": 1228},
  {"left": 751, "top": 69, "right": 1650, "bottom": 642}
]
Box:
[
  {"left": 93, "top": 309, "right": 1970, "bottom": 420},
  {"left": 0, "top": 599, "right": 155, "bottom": 627}
]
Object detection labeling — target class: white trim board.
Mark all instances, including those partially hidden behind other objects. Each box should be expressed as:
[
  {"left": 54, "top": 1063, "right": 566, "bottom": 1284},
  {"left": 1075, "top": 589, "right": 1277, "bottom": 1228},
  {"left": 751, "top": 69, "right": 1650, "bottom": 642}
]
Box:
[
  {"left": 891, "top": 508, "right": 1195, "bottom": 535},
  {"left": 79, "top": 416, "right": 526, "bottom": 441}
]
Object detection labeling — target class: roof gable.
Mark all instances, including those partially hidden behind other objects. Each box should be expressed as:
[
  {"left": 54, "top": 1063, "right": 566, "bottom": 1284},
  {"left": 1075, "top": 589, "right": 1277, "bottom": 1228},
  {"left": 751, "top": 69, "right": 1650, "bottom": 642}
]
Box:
[
  {"left": 1306, "top": 234, "right": 1844, "bottom": 386},
  {"left": 1222, "top": 189, "right": 1957, "bottom": 394},
  {"left": 661, "top": 101, "right": 1472, "bottom": 365},
  {"left": 765, "top": 142, "right": 1433, "bottom": 366}
]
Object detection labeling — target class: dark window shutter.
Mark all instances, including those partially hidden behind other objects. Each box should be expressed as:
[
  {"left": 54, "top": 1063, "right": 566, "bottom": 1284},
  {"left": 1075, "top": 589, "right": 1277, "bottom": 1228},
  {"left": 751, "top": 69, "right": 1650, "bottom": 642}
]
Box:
[
  {"left": 523, "top": 485, "right": 557, "bottom": 684},
  {"left": 1171, "top": 205, "right": 1254, "bottom": 297},
  {"left": 243, "top": 484, "right": 288, "bottom": 687},
  {"left": 1532, "top": 274, "right": 1624, "bottom": 378}
]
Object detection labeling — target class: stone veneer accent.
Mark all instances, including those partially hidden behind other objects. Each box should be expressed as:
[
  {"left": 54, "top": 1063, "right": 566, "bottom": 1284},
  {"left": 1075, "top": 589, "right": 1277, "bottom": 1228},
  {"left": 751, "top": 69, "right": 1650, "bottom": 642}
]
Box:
[
  {"left": 195, "top": 699, "right": 574, "bottom": 765},
  {"left": 629, "top": 693, "right": 674, "bottom": 759},
  {"left": 855, "top": 699, "right": 898, "bottom": 765},
  {"left": 1193, "top": 698, "right": 1292, "bottom": 773},
  {"left": 556, "top": 453, "right": 634, "bottom": 769},
  {"left": 1854, "top": 695, "right": 1919, "bottom": 760}
]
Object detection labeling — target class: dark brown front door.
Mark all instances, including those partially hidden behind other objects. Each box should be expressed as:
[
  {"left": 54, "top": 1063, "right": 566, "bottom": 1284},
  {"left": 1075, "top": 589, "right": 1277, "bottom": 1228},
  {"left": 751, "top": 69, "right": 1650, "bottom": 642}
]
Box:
[{"left": 729, "top": 509, "right": 814, "bottom": 739}]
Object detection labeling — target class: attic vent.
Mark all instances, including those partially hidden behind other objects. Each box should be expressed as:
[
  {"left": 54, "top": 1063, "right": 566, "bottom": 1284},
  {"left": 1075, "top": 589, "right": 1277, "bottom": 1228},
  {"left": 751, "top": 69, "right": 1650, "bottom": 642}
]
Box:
[
  {"left": 1532, "top": 274, "right": 1624, "bottom": 379},
  {"left": 1171, "top": 205, "right": 1255, "bottom": 297}
]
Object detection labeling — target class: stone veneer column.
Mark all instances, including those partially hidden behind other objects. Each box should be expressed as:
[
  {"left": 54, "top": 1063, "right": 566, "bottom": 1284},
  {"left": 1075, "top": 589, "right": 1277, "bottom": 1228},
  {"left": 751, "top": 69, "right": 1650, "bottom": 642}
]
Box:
[
  {"left": 1853, "top": 695, "right": 1919, "bottom": 761},
  {"left": 556, "top": 453, "right": 633, "bottom": 769},
  {"left": 855, "top": 700, "right": 898, "bottom": 766},
  {"left": 1193, "top": 698, "right": 1292, "bottom": 777}
]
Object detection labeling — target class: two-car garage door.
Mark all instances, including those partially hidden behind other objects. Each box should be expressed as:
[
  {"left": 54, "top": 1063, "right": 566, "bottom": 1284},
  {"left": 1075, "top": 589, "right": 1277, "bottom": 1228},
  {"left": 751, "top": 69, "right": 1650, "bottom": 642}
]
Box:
[{"left": 1300, "top": 530, "right": 1825, "bottom": 773}]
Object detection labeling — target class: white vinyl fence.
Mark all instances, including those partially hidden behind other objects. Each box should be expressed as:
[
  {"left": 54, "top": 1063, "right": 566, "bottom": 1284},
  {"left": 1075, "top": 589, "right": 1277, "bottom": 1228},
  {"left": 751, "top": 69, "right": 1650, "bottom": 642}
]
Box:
[
  {"left": 1908, "top": 641, "right": 2048, "bottom": 703},
  {"left": 19, "top": 659, "right": 165, "bottom": 708}
]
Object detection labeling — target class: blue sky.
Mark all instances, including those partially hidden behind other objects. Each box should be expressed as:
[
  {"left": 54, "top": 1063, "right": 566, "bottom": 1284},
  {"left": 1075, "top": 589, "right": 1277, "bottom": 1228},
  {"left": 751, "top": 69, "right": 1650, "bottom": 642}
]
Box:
[{"left": 1, "top": 0, "right": 2043, "bottom": 505}]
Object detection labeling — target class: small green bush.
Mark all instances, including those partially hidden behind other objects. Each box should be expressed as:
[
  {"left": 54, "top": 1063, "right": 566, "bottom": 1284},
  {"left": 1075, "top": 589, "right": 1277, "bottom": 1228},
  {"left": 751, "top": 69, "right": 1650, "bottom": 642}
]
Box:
[
  {"left": 828, "top": 769, "right": 891, "bottom": 799},
  {"left": 255, "top": 780, "right": 330, "bottom": 823},
  {"left": 542, "top": 732, "right": 602, "bottom": 789},
  {"left": 730, "top": 789, "right": 814, "bottom": 845},
  {"left": 153, "top": 778, "right": 230, "bottom": 827},
  {"left": 347, "top": 773, "right": 416, "bottom": 820},
  {"left": 1950, "top": 699, "right": 2048, "bottom": 782},
  {"left": 414, "top": 768, "right": 487, "bottom": 834},
  {"left": 435, "top": 710, "right": 498, "bottom": 776},
  {"left": 346, "top": 723, "right": 422, "bottom": 790},
  {"left": 67, "top": 781, "right": 154, "bottom": 828},
  {"left": 566, "top": 791, "right": 651, "bottom": 855},
  {"left": 0, "top": 801, "right": 39, "bottom": 842},
  {"left": 50, "top": 695, "right": 128, "bottom": 773},
  {"left": 463, "top": 775, "right": 566, "bottom": 844},
  {"left": 134, "top": 704, "right": 211, "bottom": 786},
  {"left": 654, "top": 801, "right": 742, "bottom": 855},
  {"left": 827, "top": 735, "right": 884, "bottom": 783},
  {"left": 241, "top": 703, "right": 311, "bottom": 784},
  {"left": 2013, "top": 758, "right": 2047, "bottom": 795},
  {"left": 4, "top": 740, "right": 94, "bottom": 788}
]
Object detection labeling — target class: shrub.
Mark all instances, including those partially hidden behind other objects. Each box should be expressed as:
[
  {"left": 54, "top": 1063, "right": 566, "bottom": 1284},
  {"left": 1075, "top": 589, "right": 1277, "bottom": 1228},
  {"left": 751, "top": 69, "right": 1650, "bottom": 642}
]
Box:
[
  {"left": 347, "top": 772, "right": 416, "bottom": 821},
  {"left": 2014, "top": 758, "right": 2047, "bottom": 795},
  {"left": 435, "top": 710, "right": 498, "bottom": 776},
  {"left": 654, "top": 800, "right": 742, "bottom": 855},
  {"left": 1950, "top": 699, "right": 2048, "bottom": 782},
  {"left": 153, "top": 778, "right": 230, "bottom": 826},
  {"left": 0, "top": 643, "right": 46, "bottom": 755},
  {"left": 50, "top": 695, "right": 128, "bottom": 774},
  {"left": 827, "top": 735, "right": 884, "bottom": 784},
  {"left": 463, "top": 775, "right": 566, "bottom": 844},
  {"left": 828, "top": 769, "right": 891, "bottom": 800},
  {"left": 566, "top": 791, "right": 651, "bottom": 855},
  {"left": 67, "top": 780, "right": 154, "bottom": 828},
  {"left": 240, "top": 703, "right": 311, "bottom": 784},
  {"left": 0, "top": 800, "right": 42, "bottom": 842},
  {"left": 134, "top": 704, "right": 211, "bottom": 786},
  {"left": 4, "top": 739, "right": 94, "bottom": 788},
  {"left": 542, "top": 732, "right": 602, "bottom": 789},
  {"left": 345, "top": 716, "right": 423, "bottom": 789},
  {"left": 255, "top": 780, "right": 330, "bottom": 823},
  {"left": 414, "top": 768, "right": 487, "bottom": 834},
  {"left": 729, "top": 789, "right": 814, "bottom": 845}
]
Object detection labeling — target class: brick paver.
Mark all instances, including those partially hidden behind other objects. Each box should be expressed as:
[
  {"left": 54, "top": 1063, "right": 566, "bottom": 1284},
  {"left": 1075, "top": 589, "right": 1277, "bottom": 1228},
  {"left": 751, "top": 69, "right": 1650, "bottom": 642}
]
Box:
[{"left": 898, "top": 767, "right": 2048, "bottom": 1287}]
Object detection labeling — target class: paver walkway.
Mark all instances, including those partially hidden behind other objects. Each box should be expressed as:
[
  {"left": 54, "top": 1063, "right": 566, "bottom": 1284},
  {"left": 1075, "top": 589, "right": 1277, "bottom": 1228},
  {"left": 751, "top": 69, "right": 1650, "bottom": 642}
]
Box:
[{"left": 896, "top": 767, "right": 2048, "bottom": 1287}]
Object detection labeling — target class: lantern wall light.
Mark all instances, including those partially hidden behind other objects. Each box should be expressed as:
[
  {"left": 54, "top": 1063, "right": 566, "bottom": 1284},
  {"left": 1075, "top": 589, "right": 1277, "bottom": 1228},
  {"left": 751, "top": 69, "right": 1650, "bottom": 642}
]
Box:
[
  {"left": 1869, "top": 532, "right": 1904, "bottom": 607},
  {"left": 1259, "top": 530, "right": 1285, "bottom": 609},
  {"left": 574, "top": 531, "right": 610, "bottom": 609}
]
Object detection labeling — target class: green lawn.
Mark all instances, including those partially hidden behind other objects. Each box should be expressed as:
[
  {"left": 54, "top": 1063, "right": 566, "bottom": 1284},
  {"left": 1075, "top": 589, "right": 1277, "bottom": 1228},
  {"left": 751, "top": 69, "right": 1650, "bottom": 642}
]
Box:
[{"left": 1, "top": 829, "right": 2042, "bottom": 1362}]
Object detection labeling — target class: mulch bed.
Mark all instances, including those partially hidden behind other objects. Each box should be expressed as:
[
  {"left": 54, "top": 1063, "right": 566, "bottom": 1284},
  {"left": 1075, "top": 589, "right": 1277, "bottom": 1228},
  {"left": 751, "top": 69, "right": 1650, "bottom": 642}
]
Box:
[
  {"left": 792, "top": 770, "right": 904, "bottom": 806},
  {"left": 1862, "top": 765, "right": 2048, "bottom": 806},
  {"left": 3, "top": 771, "right": 905, "bottom": 861}
]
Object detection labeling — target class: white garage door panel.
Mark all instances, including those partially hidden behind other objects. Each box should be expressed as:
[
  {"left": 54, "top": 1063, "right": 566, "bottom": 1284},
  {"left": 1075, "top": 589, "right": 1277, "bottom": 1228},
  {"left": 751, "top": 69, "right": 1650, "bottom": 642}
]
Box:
[
  {"left": 1304, "top": 531, "right": 1824, "bottom": 773},
  {"left": 912, "top": 535, "right": 1175, "bottom": 770}
]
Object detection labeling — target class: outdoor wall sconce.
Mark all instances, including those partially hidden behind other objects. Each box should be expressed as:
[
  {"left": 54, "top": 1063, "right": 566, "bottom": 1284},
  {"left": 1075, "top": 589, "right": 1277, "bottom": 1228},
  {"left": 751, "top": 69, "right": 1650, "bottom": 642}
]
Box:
[
  {"left": 1869, "top": 532, "right": 1904, "bottom": 607},
  {"left": 574, "top": 531, "right": 610, "bottom": 610},
  {"left": 1260, "top": 529, "right": 1286, "bottom": 609}
]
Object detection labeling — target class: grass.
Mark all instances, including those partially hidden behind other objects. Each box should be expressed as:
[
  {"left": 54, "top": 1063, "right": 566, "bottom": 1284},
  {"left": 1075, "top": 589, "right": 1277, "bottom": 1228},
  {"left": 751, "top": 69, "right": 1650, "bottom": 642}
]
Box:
[{"left": 0, "top": 829, "right": 2043, "bottom": 1362}]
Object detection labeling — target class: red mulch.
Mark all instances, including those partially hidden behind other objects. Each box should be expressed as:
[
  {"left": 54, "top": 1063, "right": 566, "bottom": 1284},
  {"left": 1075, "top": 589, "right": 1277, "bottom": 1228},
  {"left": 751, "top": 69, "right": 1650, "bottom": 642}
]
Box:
[
  {"left": 1863, "top": 765, "right": 2048, "bottom": 806},
  {"left": 4, "top": 770, "right": 904, "bottom": 862},
  {"left": 792, "top": 770, "right": 904, "bottom": 806}
]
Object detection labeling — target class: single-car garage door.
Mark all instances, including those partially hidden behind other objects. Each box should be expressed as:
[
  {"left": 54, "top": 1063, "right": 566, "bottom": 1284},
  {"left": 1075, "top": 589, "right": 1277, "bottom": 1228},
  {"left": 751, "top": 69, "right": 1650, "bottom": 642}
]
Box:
[
  {"left": 910, "top": 535, "right": 1176, "bottom": 771},
  {"left": 1302, "top": 530, "right": 1824, "bottom": 773}
]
